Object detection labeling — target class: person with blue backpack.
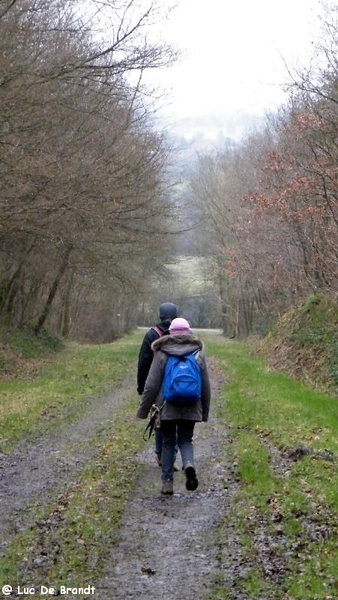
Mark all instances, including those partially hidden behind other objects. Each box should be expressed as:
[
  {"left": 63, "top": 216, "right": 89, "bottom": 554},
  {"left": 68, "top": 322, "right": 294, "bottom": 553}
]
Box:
[
  {"left": 137, "top": 317, "right": 211, "bottom": 495},
  {"left": 137, "top": 302, "right": 178, "bottom": 467}
]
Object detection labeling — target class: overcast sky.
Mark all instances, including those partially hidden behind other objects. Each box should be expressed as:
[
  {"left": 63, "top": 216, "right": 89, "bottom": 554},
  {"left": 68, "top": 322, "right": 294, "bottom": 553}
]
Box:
[{"left": 146, "top": 0, "right": 324, "bottom": 138}]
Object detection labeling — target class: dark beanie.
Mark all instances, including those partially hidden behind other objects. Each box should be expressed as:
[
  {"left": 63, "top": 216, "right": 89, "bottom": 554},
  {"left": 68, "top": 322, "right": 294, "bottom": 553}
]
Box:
[{"left": 159, "top": 302, "right": 178, "bottom": 321}]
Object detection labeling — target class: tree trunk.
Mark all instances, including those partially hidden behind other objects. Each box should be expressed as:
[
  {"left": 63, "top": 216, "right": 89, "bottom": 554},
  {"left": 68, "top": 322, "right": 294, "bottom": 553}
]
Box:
[
  {"left": 61, "top": 269, "right": 74, "bottom": 338},
  {"left": 1, "top": 244, "right": 35, "bottom": 316},
  {"left": 218, "top": 271, "right": 229, "bottom": 336},
  {"left": 34, "top": 244, "right": 73, "bottom": 335},
  {"left": 236, "top": 284, "right": 253, "bottom": 338}
]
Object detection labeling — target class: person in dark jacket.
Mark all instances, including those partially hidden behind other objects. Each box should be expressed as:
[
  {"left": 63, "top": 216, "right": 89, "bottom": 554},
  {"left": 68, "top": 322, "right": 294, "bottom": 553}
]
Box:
[
  {"left": 137, "top": 317, "right": 211, "bottom": 496},
  {"left": 137, "top": 302, "right": 178, "bottom": 465}
]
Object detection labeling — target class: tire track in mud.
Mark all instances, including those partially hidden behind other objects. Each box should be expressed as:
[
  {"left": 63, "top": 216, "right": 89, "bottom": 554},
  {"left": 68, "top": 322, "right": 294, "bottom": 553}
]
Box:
[
  {"left": 0, "top": 374, "right": 135, "bottom": 556},
  {"left": 96, "top": 371, "right": 230, "bottom": 600}
]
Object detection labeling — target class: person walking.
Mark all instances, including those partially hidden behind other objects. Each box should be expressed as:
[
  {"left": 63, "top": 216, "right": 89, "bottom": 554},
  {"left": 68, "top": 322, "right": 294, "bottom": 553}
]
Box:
[
  {"left": 137, "top": 302, "right": 178, "bottom": 466},
  {"left": 137, "top": 317, "right": 211, "bottom": 495}
]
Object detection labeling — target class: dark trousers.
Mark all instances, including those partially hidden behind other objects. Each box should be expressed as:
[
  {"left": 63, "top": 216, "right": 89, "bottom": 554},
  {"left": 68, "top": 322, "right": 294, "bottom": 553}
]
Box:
[{"left": 161, "top": 420, "right": 195, "bottom": 481}]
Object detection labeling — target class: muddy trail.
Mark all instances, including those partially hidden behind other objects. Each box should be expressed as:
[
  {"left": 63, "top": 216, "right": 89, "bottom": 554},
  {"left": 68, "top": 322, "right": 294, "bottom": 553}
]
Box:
[
  {"left": 0, "top": 362, "right": 236, "bottom": 598},
  {"left": 0, "top": 362, "right": 291, "bottom": 600},
  {"left": 0, "top": 374, "right": 135, "bottom": 557},
  {"left": 96, "top": 403, "right": 230, "bottom": 600}
]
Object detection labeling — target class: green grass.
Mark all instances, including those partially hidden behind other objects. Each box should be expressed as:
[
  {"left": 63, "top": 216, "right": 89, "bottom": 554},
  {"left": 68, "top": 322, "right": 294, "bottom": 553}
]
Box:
[
  {"left": 235, "top": 432, "right": 277, "bottom": 503},
  {"left": 0, "top": 334, "right": 139, "bottom": 450},
  {"left": 207, "top": 338, "right": 338, "bottom": 453},
  {"left": 204, "top": 336, "right": 338, "bottom": 600}
]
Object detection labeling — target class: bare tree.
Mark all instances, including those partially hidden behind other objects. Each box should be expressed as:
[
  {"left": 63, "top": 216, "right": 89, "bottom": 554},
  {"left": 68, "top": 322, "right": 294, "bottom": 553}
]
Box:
[{"left": 0, "top": 0, "right": 179, "bottom": 338}]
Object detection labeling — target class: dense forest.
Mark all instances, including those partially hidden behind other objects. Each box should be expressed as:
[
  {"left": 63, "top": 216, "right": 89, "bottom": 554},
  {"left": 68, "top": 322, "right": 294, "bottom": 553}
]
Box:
[
  {"left": 0, "top": 0, "right": 179, "bottom": 341},
  {"left": 1, "top": 0, "right": 338, "bottom": 341}
]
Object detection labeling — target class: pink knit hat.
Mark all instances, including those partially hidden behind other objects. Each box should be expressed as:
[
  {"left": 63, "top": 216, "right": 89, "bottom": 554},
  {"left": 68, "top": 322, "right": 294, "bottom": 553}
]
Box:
[{"left": 169, "top": 317, "right": 192, "bottom": 335}]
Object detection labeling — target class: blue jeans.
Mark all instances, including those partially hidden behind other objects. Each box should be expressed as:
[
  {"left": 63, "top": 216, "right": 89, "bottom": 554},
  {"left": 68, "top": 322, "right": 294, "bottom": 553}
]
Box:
[
  {"left": 161, "top": 420, "right": 195, "bottom": 481},
  {"left": 155, "top": 429, "right": 178, "bottom": 462},
  {"left": 155, "top": 429, "right": 164, "bottom": 457}
]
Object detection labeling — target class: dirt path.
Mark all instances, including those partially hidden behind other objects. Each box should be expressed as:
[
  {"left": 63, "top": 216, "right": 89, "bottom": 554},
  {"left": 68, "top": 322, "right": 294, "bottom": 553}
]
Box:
[
  {"left": 96, "top": 423, "right": 229, "bottom": 600},
  {"left": 0, "top": 364, "right": 238, "bottom": 600},
  {"left": 0, "top": 374, "right": 135, "bottom": 556},
  {"left": 95, "top": 369, "right": 230, "bottom": 600}
]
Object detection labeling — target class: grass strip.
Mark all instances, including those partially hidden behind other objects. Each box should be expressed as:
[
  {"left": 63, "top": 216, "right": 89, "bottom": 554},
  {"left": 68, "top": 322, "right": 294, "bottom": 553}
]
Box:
[
  {"left": 0, "top": 334, "right": 140, "bottom": 450},
  {"left": 204, "top": 337, "right": 338, "bottom": 600}
]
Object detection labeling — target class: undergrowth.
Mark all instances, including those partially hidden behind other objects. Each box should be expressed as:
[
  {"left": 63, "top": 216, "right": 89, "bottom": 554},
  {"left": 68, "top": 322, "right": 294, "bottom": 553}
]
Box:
[
  {"left": 258, "top": 293, "right": 338, "bottom": 396},
  {"left": 0, "top": 325, "right": 64, "bottom": 380}
]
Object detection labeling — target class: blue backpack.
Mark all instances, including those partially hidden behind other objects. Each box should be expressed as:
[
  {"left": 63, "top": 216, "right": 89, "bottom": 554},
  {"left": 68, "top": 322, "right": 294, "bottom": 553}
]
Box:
[{"left": 163, "top": 351, "right": 202, "bottom": 404}]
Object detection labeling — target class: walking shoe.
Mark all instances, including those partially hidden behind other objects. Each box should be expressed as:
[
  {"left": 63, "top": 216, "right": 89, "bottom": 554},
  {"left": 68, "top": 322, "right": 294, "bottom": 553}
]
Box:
[
  {"left": 155, "top": 454, "right": 162, "bottom": 467},
  {"left": 185, "top": 463, "right": 198, "bottom": 491},
  {"left": 161, "top": 480, "right": 173, "bottom": 495}
]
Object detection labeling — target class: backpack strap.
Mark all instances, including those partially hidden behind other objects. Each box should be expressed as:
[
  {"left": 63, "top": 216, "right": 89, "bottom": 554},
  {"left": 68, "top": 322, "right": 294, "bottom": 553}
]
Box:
[{"left": 152, "top": 325, "right": 163, "bottom": 337}]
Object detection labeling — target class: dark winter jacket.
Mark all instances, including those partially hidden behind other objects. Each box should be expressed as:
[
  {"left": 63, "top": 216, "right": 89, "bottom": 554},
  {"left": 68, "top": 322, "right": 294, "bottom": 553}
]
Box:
[
  {"left": 136, "top": 333, "right": 211, "bottom": 422},
  {"left": 137, "top": 322, "right": 171, "bottom": 395}
]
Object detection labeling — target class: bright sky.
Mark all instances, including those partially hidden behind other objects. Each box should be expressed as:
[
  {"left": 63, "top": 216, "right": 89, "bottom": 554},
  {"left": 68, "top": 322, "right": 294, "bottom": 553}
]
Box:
[{"left": 147, "top": 0, "right": 324, "bottom": 137}]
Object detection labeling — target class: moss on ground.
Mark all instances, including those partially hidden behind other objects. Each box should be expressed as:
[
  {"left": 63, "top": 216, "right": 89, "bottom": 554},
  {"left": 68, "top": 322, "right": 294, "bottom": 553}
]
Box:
[{"left": 258, "top": 293, "right": 338, "bottom": 395}]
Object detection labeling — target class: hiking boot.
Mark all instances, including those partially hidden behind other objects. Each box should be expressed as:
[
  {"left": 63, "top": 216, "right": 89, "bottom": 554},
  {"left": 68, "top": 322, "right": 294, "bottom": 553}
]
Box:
[
  {"left": 185, "top": 463, "right": 198, "bottom": 491},
  {"left": 161, "top": 480, "right": 173, "bottom": 495},
  {"left": 155, "top": 454, "right": 162, "bottom": 467}
]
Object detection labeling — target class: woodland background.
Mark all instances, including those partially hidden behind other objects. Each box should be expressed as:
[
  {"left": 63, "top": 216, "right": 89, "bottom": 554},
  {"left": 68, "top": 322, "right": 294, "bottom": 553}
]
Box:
[{"left": 1, "top": 0, "right": 338, "bottom": 342}]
